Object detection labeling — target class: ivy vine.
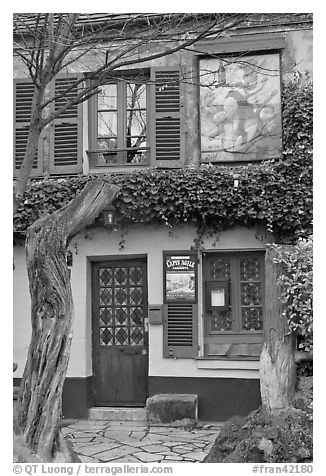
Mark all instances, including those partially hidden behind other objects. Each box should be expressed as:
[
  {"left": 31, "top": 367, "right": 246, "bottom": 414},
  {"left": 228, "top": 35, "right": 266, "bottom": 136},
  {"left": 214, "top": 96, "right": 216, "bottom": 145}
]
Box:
[
  {"left": 272, "top": 237, "right": 313, "bottom": 352},
  {"left": 13, "top": 78, "right": 312, "bottom": 245}
]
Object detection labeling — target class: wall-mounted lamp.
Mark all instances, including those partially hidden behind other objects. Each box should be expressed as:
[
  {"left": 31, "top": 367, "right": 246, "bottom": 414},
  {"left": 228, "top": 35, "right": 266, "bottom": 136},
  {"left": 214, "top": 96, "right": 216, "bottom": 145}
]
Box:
[{"left": 102, "top": 205, "right": 118, "bottom": 227}]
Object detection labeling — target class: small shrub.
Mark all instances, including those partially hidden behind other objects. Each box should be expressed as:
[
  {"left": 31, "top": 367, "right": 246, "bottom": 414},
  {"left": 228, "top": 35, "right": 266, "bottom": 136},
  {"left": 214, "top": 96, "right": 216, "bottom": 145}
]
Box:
[{"left": 272, "top": 237, "right": 313, "bottom": 352}]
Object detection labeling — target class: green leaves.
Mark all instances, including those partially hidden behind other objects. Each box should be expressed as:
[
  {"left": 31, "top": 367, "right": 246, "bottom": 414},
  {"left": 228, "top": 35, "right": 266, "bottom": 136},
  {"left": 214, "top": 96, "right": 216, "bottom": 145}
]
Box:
[{"left": 272, "top": 237, "right": 313, "bottom": 352}]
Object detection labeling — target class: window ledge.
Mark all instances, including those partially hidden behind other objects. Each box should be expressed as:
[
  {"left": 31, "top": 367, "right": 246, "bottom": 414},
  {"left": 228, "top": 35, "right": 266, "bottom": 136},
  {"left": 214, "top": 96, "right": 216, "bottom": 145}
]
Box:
[
  {"left": 88, "top": 165, "right": 150, "bottom": 175},
  {"left": 196, "top": 358, "right": 260, "bottom": 371}
]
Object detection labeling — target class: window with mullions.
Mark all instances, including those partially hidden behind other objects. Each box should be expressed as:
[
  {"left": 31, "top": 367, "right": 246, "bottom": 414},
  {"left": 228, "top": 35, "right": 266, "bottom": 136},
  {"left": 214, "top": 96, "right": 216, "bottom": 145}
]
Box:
[
  {"left": 90, "top": 78, "right": 148, "bottom": 166},
  {"left": 203, "top": 252, "right": 265, "bottom": 358}
]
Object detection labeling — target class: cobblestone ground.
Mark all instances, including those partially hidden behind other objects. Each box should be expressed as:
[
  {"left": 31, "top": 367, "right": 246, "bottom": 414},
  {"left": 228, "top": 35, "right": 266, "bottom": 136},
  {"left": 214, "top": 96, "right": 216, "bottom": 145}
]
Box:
[{"left": 62, "top": 420, "right": 222, "bottom": 463}]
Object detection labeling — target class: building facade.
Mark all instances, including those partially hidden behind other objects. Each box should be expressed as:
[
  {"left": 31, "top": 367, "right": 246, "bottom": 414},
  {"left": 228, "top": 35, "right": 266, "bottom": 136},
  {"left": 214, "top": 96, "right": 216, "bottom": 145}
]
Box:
[{"left": 13, "top": 14, "right": 313, "bottom": 420}]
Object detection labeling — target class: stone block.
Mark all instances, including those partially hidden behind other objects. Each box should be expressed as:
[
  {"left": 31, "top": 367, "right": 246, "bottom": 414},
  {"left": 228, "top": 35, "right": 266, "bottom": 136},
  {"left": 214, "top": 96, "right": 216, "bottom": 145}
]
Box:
[{"left": 146, "top": 394, "right": 198, "bottom": 424}]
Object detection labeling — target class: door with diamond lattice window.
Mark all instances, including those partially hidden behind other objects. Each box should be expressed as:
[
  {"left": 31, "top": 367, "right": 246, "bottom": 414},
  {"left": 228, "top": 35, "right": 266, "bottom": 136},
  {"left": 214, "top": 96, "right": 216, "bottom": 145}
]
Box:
[{"left": 92, "top": 259, "right": 148, "bottom": 406}]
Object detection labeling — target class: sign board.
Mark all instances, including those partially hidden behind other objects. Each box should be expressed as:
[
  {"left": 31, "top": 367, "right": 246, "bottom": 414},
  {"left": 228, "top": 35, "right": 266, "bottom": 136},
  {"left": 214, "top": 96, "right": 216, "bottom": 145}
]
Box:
[{"left": 163, "top": 252, "right": 197, "bottom": 303}]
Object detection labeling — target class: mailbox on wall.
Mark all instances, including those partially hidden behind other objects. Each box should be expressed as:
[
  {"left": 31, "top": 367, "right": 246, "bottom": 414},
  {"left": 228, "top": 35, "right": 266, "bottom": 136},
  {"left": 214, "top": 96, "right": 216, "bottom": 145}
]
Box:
[
  {"left": 206, "top": 281, "right": 229, "bottom": 311},
  {"left": 148, "top": 305, "right": 163, "bottom": 324}
]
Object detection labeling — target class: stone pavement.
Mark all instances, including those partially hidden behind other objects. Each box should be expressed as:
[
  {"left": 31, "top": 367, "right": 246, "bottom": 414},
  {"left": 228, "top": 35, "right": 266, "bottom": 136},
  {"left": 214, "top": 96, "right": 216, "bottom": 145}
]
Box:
[{"left": 61, "top": 420, "right": 222, "bottom": 463}]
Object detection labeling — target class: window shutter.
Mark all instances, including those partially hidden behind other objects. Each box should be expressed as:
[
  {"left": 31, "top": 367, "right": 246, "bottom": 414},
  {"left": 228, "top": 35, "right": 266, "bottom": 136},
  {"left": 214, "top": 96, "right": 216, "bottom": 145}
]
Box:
[
  {"left": 13, "top": 80, "right": 43, "bottom": 176},
  {"left": 150, "top": 67, "right": 183, "bottom": 168},
  {"left": 163, "top": 303, "right": 198, "bottom": 358},
  {"left": 49, "top": 76, "right": 83, "bottom": 174}
]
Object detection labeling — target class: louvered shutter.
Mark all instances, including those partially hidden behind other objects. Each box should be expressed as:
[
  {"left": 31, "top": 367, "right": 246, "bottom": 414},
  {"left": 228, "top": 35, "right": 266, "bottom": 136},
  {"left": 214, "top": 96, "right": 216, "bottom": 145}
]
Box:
[
  {"left": 13, "top": 80, "right": 43, "bottom": 176},
  {"left": 150, "top": 67, "right": 183, "bottom": 168},
  {"left": 163, "top": 303, "right": 198, "bottom": 358},
  {"left": 49, "top": 76, "right": 82, "bottom": 174}
]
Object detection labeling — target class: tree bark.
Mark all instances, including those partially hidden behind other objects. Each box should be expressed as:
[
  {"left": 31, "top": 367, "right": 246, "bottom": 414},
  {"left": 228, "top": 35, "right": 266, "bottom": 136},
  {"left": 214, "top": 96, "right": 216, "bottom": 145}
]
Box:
[
  {"left": 260, "top": 245, "right": 296, "bottom": 413},
  {"left": 16, "top": 179, "right": 119, "bottom": 462},
  {"left": 13, "top": 86, "right": 45, "bottom": 216}
]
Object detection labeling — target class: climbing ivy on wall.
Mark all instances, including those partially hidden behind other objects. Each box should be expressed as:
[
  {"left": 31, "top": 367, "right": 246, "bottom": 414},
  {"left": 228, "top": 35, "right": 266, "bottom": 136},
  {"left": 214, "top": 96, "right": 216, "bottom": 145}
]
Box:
[
  {"left": 272, "top": 237, "right": 313, "bottom": 352},
  {"left": 13, "top": 78, "right": 312, "bottom": 244}
]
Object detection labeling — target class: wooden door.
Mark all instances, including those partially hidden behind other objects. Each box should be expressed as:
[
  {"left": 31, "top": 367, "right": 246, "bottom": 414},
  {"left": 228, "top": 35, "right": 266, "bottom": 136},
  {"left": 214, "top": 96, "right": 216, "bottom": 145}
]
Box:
[{"left": 92, "top": 259, "right": 148, "bottom": 406}]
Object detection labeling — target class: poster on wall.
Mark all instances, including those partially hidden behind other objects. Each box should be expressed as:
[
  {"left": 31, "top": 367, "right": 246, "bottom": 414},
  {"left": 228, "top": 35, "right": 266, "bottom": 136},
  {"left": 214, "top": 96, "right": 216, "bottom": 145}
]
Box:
[
  {"left": 164, "top": 253, "right": 197, "bottom": 302},
  {"left": 200, "top": 53, "right": 282, "bottom": 162}
]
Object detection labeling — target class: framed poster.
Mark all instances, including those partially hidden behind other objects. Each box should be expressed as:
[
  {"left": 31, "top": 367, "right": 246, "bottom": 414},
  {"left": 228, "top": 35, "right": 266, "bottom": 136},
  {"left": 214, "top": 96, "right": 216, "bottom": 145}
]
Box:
[
  {"left": 163, "top": 252, "right": 198, "bottom": 303},
  {"left": 199, "top": 52, "right": 282, "bottom": 162}
]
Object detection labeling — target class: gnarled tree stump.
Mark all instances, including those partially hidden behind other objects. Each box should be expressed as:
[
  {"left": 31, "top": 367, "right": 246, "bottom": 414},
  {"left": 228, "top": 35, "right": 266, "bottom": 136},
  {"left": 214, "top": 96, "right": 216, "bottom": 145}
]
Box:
[
  {"left": 16, "top": 179, "right": 119, "bottom": 461},
  {"left": 260, "top": 245, "right": 296, "bottom": 413}
]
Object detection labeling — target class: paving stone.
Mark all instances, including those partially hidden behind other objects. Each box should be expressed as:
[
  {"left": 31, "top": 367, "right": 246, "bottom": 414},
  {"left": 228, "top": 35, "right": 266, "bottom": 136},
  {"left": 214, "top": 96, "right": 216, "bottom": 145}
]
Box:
[
  {"left": 191, "top": 441, "right": 207, "bottom": 449},
  {"left": 69, "top": 436, "right": 98, "bottom": 443},
  {"left": 66, "top": 418, "right": 218, "bottom": 464},
  {"left": 152, "top": 431, "right": 198, "bottom": 441},
  {"left": 103, "top": 430, "right": 133, "bottom": 439},
  {"left": 110, "top": 455, "right": 142, "bottom": 463},
  {"left": 133, "top": 452, "right": 163, "bottom": 462},
  {"left": 77, "top": 454, "right": 101, "bottom": 463},
  {"left": 68, "top": 421, "right": 110, "bottom": 431},
  {"left": 163, "top": 455, "right": 184, "bottom": 461},
  {"left": 95, "top": 444, "right": 136, "bottom": 462},
  {"left": 76, "top": 442, "right": 122, "bottom": 456},
  {"left": 129, "top": 431, "right": 147, "bottom": 439},
  {"left": 183, "top": 450, "right": 207, "bottom": 461},
  {"left": 197, "top": 433, "right": 218, "bottom": 442},
  {"left": 108, "top": 421, "right": 149, "bottom": 429},
  {"left": 67, "top": 430, "right": 100, "bottom": 438},
  {"left": 139, "top": 444, "right": 170, "bottom": 453},
  {"left": 159, "top": 450, "right": 181, "bottom": 456},
  {"left": 74, "top": 436, "right": 111, "bottom": 446},
  {"left": 171, "top": 446, "right": 195, "bottom": 454},
  {"left": 149, "top": 426, "right": 177, "bottom": 432},
  {"left": 160, "top": 441, "right": 194, "bottom": 448},
  {"left": 103, "top": 437, "right": 148, "bottom": 448},
  {"left": 136, "top": 435, "right": 168, "bottom": 444}
]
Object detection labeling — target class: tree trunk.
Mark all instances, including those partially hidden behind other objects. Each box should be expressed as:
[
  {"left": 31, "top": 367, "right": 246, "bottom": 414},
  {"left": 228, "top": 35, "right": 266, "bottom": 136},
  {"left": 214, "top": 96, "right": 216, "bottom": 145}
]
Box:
[
  {"left": 16, "top": 179, "right": 119, "bottom": 462},
  {"left": 13, "top": 86, "right": 45, "bottom": 216},
  {"left": 260, "top": 245, "right": 296, "bottom": 413}
]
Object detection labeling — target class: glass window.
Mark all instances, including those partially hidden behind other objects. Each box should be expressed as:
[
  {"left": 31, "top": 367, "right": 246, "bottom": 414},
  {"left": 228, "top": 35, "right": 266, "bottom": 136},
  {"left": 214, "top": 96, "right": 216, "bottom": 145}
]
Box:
[
  {"left": 203, "top": 253, "right": 264, "bottom": 336},
  {"left": 200, "top": 53, "right": 282, "bottom": 162},
  {"left": 91, "top": 77, "right": 149, "bottom": 167}
]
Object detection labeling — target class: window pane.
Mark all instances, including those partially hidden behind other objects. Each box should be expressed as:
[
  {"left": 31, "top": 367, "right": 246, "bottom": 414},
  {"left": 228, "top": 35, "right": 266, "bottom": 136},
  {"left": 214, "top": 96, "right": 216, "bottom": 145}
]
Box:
[
  {"left": 97, "top": 138, "right": 117, "bottom": 150},
  {"left": 98, "top": 84, "right": 117, "bottom": 109},
  {"left": 127, "top": 146, "right": 148, "bottom": 164},
  {"left": 200, "top": 53, "right": 281, "bottom": 162},
  {"left": 98, "top": 111, "right": 117, "bottom": 139},
  {"left": 240, "top": 257, "right": 263, "bottom": 331},
  {"left": 209, "top": 258, "right": 230, "bottom": 280},
  {"left": 240, "top": 257, "right": 261, "bottom": 281},
  {"left": 127, "top": 109, "right": 147, "bottom": 137},
  {"left": 241, "top": 282, "right": 262, "bottom": 306},
  {"left": 127, "top": 83, "right": 146, "bottom": 109},
  {"left": 211, "top": 309, "right": 233, "bottom": 332},
  {"left": 242, "top": 307, "right": 263, "bottom": 331},
  {"left": 127, "top": 136, "right": 147, "bottom": 148}
]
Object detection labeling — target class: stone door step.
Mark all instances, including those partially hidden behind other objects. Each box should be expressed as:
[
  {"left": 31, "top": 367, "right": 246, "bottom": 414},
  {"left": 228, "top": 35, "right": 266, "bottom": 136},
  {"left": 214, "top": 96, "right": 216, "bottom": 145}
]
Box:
[{"left": 88, "top": 407, "right": 147, "bottom": 421}]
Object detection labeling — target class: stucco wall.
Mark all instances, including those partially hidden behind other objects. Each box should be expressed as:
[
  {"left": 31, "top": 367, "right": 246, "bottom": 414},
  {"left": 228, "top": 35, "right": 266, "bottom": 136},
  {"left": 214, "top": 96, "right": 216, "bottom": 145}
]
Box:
[
  {"left": 13, "top": 224, "right": 270, "bottom": 380},
  {"left": 13, "top": 243, "right": 31, "bottom": 374}
]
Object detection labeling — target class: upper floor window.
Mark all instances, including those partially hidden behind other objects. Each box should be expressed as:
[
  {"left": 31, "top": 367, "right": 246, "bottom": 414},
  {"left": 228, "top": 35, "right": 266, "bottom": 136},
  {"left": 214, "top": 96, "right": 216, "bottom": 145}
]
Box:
[
  {"left": 88, "top": 68, "right": 182, "bottom": 169},
  {"left": 95, "top": 79, "right": 148, "bottom": 166},
  {"left": 199, "top": 52, "right": 282, "bottom": 162}
]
